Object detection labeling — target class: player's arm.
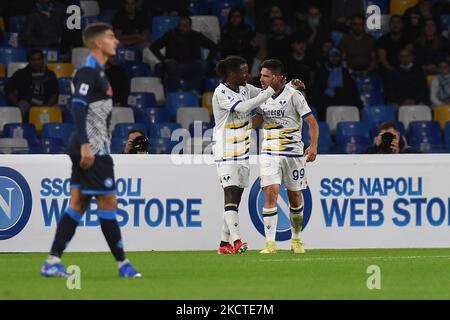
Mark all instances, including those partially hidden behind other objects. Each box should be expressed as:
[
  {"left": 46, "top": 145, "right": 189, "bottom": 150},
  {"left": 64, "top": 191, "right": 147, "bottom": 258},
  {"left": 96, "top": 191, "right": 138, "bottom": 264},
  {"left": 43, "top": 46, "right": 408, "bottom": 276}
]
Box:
[
  {"left": 217, "top": 86, "right": 275, "bottom": 114},
  {"left": 71, "top": 68, "right": 97, "bottom": 169},
  {"left": 252, "top": 114, "right": 264, "bottom": 129},
  {"left": 287, "top": 79, "right": 306, "bottom": 91},
  {"left": 304, "top": 114, "right": 318, "bottom": 162}
]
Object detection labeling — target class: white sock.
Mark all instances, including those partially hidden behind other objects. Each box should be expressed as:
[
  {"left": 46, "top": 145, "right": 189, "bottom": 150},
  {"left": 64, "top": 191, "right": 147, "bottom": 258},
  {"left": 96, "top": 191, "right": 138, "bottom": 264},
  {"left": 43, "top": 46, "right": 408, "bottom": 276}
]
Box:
[
  {"left": 263, "top": 207, "right": 278, "bottom": 242},
  {"left": 224, "top": 204, "right": 240, "bottom": 243},
  {"left": 46, "top": 255, "right": 61, "bottom": 265},
  {"left": 221, "top": 215, "right": 230, "bottom": 243},
  {"left": 290, "top": 206, "right": 304, "bottom": 241},
  {"left": 118, "top": 258, "right": 129, "bottom": 269}
]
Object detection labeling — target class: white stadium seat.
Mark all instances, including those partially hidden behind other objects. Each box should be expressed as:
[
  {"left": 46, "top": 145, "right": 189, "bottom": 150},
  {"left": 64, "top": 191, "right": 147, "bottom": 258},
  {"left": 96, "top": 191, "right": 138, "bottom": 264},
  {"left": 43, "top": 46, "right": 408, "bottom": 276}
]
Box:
[
  {"left": 191, "top": 16, "right": 221, "bottom": 44},
  {"left": 176, "top": 107, "right": 210, "bottom": 129},
  {"left": 110, "top": 107, "right": 135, "bottom": 135},
  {"left": 131, "top": 77, "right": 165, "bottom": 104},
  {"left": 0, "top": 138, "right": 28, "bottom": 154},
  {"left": 398, "top": 105, "right": 432, "bottom": 129},
  {"left": 326, "top": 105, "right": 360, "bottom": 133},
  {"left": 0, "top": 107, "right": 22, "bottom": 133},
  {"left": 80, "top": 0, "right": 100, "bottom": 16},
  {"left": 7, "top": 62, "right": 27, "bottom": 77},
  {"left": 71, "top": 47, "right": 90, "bottom": 69}
]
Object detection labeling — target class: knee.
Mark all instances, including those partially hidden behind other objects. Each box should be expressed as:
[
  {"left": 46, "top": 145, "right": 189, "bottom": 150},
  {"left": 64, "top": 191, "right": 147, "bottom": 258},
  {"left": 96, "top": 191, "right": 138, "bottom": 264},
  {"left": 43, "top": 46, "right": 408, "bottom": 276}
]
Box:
[{"left": 97, "top": 195, "right": 117, "bottom": 211}]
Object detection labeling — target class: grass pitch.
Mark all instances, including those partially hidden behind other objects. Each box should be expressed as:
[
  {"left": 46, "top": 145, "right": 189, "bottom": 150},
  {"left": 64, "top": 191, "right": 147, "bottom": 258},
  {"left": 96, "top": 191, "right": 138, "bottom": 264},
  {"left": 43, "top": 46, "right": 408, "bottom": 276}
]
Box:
[{"left": 0, "top": 248, "right": 449, "bottom": 300}]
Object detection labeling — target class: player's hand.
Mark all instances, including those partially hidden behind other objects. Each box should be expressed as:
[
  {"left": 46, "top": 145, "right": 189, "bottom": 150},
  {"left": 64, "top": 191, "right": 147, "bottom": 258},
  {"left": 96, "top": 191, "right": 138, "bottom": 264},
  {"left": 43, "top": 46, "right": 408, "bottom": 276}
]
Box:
[
  {"left": 80, "top": 143, "right": 94, "bottom": 170},
  {"left": 291, "top": 79, "right": 306, "bottom": 91},
  {"left": 305, "top": 145, "right": 317, "bottom": 162}
]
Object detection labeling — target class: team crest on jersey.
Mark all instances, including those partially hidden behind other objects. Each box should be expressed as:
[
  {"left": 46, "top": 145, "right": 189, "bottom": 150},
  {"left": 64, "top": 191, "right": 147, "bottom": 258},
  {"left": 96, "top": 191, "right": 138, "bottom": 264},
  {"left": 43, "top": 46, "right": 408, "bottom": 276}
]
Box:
[
  {"left": 221, "top": 90, "right": 225, "bottom": 94},
  {"left": 227, "top": 96, "right": 235, "bottom": 102},
  {"left": 279, "top": 100, "right": 287, "bottom": 106},
  {"left": 221, "top": 175, "right": 231, "bottom": 182}
]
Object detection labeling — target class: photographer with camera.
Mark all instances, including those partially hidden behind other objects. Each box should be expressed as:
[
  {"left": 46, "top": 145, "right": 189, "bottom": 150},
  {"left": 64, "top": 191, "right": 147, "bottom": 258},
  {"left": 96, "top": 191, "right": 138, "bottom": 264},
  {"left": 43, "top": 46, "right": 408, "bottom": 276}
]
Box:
[
  {"left": 124, "top": 129, "right": 149, "bottom": 154},
  {"left": 364, "top": 122, "right": 419, "bottom": 154}
]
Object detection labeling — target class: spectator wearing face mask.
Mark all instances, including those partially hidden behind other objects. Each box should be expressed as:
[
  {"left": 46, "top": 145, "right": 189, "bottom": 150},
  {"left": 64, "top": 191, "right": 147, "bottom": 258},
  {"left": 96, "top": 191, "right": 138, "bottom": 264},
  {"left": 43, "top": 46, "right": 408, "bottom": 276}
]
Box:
[
  {"left": 430, "top": 59, "right": 450, "bottom": 107},
  {"left": 298, "top": 6, "right": 330, "bottom": 59}
]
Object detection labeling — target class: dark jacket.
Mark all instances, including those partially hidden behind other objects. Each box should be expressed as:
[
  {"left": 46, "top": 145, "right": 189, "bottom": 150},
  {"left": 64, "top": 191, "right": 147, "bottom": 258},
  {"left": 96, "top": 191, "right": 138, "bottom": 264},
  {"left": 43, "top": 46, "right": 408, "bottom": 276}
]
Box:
[
  {"left": 363, "top": 136, "right": 420, "bottom": 154},
  {"left": 385, "top": 65, "right": 430, "bottom": 105}
]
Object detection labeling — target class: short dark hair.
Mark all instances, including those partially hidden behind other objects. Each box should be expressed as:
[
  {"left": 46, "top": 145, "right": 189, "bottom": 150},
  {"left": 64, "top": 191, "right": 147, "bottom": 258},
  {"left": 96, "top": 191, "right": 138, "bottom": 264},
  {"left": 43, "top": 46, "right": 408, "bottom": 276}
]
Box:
[
  {"left": 127, "top": 128, "right": 146, "bottom": 138},
  {"left": 216, "top": 56, "right": 247, "bottom": 78},
  {"left": 260, "top": 59, "right": 285, "bottom": 76},
  {"left": 179, "top": 15, "right": 192, "bottom": 25},
  {"left": 82, "top": 22, "right": 113, "bottom": 48},
  {"left": 28, "top": 49, "right": 43, "bottom": 61},
  {"left": 380, "top": 122, "right": 398, "bottom": 131}
]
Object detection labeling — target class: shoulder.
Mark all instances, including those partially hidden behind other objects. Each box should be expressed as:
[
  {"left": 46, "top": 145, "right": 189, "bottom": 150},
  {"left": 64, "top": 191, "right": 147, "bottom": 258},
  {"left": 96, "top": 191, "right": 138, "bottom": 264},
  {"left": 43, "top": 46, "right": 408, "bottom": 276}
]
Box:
[
  {"left": 213, "top": 83, "right": 227, "bottom": 96},
  {"left": 74, "top": 67, "right": 99, "bottom": 82}
]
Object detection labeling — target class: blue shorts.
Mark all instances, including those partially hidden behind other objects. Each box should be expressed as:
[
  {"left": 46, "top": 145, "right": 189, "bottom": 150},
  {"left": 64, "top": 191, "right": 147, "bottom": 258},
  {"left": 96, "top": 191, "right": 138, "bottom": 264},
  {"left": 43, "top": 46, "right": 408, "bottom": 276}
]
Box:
[{"left": 70, "top": 155, "right": 116, "bottom": 195}]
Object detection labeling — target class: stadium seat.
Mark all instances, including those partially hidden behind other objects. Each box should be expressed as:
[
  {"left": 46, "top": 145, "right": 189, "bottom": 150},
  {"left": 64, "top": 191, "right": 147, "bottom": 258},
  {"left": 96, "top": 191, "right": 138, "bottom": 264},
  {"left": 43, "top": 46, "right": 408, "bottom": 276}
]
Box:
[
  {"left": 330, "top": 31, "right": 344, "bottom": 47},
  {"left": 127, "top": 92, "right": 157, "bottom": 109},
  {"left": 58, "top": 94, "right": 71, "bottom": 108},
  {"left": 201, "top": 92, "right": 213, "bottom": 116},
  {"left": 204, "top": 77, "right": 222, "bottom": 91},
  {"left": 362, "top": 105, "right": 396, "bottom": 137},
  {"left": 302, "top": 121, "right": 332, "bottom": 154},
  {"left": 188, "top": 0, "right": 209, "bottom": 15},
  {"left": 326, "top": 105, "right": 360, "bottom": 133},
  {"left": 134, "top": 107, "right": 168, "bottom": 124},
  {"left": 433, "top": 105, "right": 450, "bottom": 130},
  {"left": 1, "top": 32, "right": 19, "bottom": 48},
  {"left": 441, "top": 15, "right": 450, "bottom": 32},
  {"left": 355, "top": 74, "right": 384, "bottom": 96},
  {"left": 116, "top": 47, "right": 142, "bottom": 65},
  {"left": 130, "top": 77, "right": 165, "bottom": 104},
  {"left": 191, "top": 15, "right": 221, "bottom": 44},
  {"left": 210, "top": 0, "right": 241, "bottom": 26},
  {"left": 47, "top": 63, "right": 75, "bottom": 78},
  {"left": 110, "top": 107, "right": 135, "bottom": 135},
  {"left": 8, "top": 16, "right": 27, "bottom": 33},
  {"left": 408, "top": 121, "right": 442, "bottom": 152},
  {"left": 29, "top": 106, "right": 63, "bottom": 135},
  {"left": 0, "top": 138, "right": 28, "bottom": 154},
  {"left": 164, "top": 77, "right": 202, "bottom": 93},
  {"left": 390, "top": 0, "right": 418, "bottom": 16},
  {"left": 151, "top": 16, "right": 180, "bottom": 42},
  {"left": 0, "top": 48, "right": 27, "bottom": 65},
  {"left": 29, "top": 137, "right": 65, "bottom": 154},
  {"left": 336, "top": 121, "right": 371, "bottom": 145},
  {"left": 360, "top": 91, "right": 384, "bottom": 107},
  {"left": 0, "top": 93, "right": 7, "bottom": 106},
  {"left": 188, "top": 121, "right": 214, "bottom": 138},
  {"left": 123, "top": 63, "right": 152, "bottom": 80},
  {"left": 0, "top": 63, "right": 5, "bottom": 77},
  {"left": 149, "top": 138, "right": 178, "bottom": 154},
  {"left": 71, "top": 47, "right": 90, "bottom": 69},
  {"left": 0, "top": 107, "right": 22, "bottom": 133},
  {"left": 113, "top": 122, "right": 147, "bottom": 138},
  {"left": 177, "top": 107, "right": 210, "bottom": 129},
  {"left": 149, "top": 122, "right": 182, "bottom": 139},
  {"left": 366, "top": 0, "right": 389, "bottom": 14},
  {"left": 445, "top": 122, "right": 450, "bottom": 150},
  {"left": 398, "top": 105, "right": 432, "bottom": 130},
  {"left": 42, "top": 123, "right": 74, "bottom": 146},
  {"left": 58, "top": 77, "right": 72, "bottom": 95},
  {"left": 111, "top": 137, "right": 127, "bottom": 154},
  {"left": 7, "top": 62, "right": 27, "bottom": 77},
  {"left": 167, "top": 92, "right": 201, "bottom": 119},
  {"left": 80, "top": 0, "right": 100, "bottom": 16},
  {"left": 2, "top": 123, "right": 37, "bottom": 145},
  {"left": 81, "top": 15, "right": 112, "bottom": 30},
  {"left": 36, "top": 48, "right": 60, "bottom": 63}
]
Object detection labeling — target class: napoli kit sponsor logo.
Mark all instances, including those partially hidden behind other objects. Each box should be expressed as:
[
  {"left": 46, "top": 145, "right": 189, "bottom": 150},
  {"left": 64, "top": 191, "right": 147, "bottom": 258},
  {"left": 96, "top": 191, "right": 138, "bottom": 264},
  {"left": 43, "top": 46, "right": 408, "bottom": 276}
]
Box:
[
  {"left": 248, "top": 179, "right": 312, "bottom": 241},
  {"left": 0, "top": 167, "right": 32, "bottom": 240}
]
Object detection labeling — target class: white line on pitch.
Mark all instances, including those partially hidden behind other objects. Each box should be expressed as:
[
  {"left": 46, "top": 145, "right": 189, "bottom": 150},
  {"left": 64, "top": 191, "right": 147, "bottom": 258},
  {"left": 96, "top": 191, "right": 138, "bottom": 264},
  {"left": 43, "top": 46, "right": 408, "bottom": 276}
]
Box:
[{"left": 259, "top": 255, "right": 450, "bottom": 262}]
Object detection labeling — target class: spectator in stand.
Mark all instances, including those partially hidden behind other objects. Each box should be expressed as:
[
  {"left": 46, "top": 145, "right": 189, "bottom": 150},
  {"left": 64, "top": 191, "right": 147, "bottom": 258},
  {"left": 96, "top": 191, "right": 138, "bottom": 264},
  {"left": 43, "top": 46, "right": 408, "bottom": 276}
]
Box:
[
  {"left": 311, "top": 48, "right": 361, "bottom": 121},
  {"left": 21, "top": 0, "right": 66, "bottom": 48},
  {"left": 385, "top": 48, "right": 430, "bottom": 106},
  {"left": 220, "top": 7, "right": 254, "bottom": 64},
  {"left": 248, "top": 32, "right": 268, "bottom": 84},
  {"left": 377, "top": 15, "right": 413, "bottom": 73},
  {"left": 112, "top": 0, "right": 150, "bottom": 50},
  {"left": 4, "top": 49, "right": 59, "bottom": 118},
  {"left": 414, "top": 18, "right": 450, "bottom": 74},
  {"left": 266, "top": 17, "right": 291, "bottom": 66},
  {"left": 331, "top": 0, "right": 365, "bottom": 26},
  {"left": 340, "top": 14, "right": 376, "bottom": 75},
  {"left": 297, "top": 6, "right": 330, "bottom": 59},
  {"left": 286, "top": 36, "right": 315, "bottom": 91},
  {"left": 430, "top": 59, "right": 450, "bottom": 107},
  {"left": 105, "top": 57, "right": 130, "bottom": 106},
  {"left": 150, "top": 15, "right": 218, "bottom": 89},
  {"left": 403, "top": 0, "right": 439, "bottom": 40}
]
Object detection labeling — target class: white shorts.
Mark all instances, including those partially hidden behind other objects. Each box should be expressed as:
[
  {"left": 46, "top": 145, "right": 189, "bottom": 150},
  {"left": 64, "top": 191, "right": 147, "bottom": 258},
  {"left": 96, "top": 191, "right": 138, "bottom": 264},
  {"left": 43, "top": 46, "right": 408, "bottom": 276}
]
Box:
[
  {"left": 216, "top": 162, "right": 250, "bottom": 188},
  {"left": 260, "top": 154, "right": 308, "bottom": 191}
]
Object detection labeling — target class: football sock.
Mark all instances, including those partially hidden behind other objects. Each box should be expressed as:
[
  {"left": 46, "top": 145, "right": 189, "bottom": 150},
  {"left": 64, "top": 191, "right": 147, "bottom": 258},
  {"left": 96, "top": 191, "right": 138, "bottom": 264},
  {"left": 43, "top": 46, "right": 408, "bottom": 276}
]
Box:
[
  {"left": 221, "top": 213, "right": 230, "bottom": 244},
  {"left": 263, "top": 207, "right": 278, "bottom": 242},
  {"left": 49, "top": 208, "right": 82, "bottom": 258},
  {"left": 224, "top": 203, "right": 240, "bottom": 243},
  {"left": 98, "top": 210, "right": 125, "bottom": 262},
  {"left": 290, "top": 206, "right": 304, "bottom": 241}
]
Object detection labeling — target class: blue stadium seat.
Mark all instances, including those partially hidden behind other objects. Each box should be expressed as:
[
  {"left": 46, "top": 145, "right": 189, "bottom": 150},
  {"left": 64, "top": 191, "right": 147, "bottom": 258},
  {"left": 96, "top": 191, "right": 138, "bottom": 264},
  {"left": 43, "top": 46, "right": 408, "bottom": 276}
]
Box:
[
  {"left": 0, "top": 93, "right": 8, "bottom": 106},
  {"left": 2, "top": 123, "right": 38, "bottom": 145},
  {"left": 150, "top": 122, "right": 182, "bottom": 139},
  {"left": 61, "top": 105, "right": 73, "bottom": 123},
  {"left": 302, "top": 121, "right": 332, "bottom": 154},
  {"left": 36, "top": 48, "right": 61, "bottom": 63},
  {"left": 115, "top": 47, "right": 142, "bottom": 65},
  {"left": 8, "top": 16, "right": 27, "bottom": 33},
  {"left": 445, "top": 122, "right": 450, "bottom": 150},
  {"left": 111, "top": 137, "right": 127, "bottom": 154},
  {"left": 42, "top": 123, "right": 74, "bottom": 147},
  {"left": 1, "top": 32, "right": 20, "bottom": 48},
  {"left": 165, "top": 77, "right": 202, "bottom": 92},
  {"left": 123, "top": 62, "right": 152, "bottom": 79},
  {"left": 188, "top": 121, "right": 214, "bottom": 137},
  {"left": 366, "top": 0, "right": 389, "bottom": 13},
  {"left": 151, "top": 16, "right": 180, "bottom": 42},
  {"left": 149, "top": 138, "right": 178, "bottom": 154},
  {"left": 408, "top": 121, "right": 443, "bottom": 152},
  {"left": 166, "top": 92, "right": 200, "bottom": 119},
  {"left": 355, "top": 74, "right": 384, "bottom": 95},
  {"left": 331, "top": 31, "right": 344, "bottom": 47},
  {"left": 189, "top": 0, "right": 209, "bottom": 15},
  {"left": 113, "top": 122, "right": 147, "bottom": 138},
  {"left": 210, "top": 0, "right": 242, "bottom": 25},
  {"left": 30, "top": 137, "right": 65, "bottom": 154},
  {"left": 0, "top": 48, "right": 27, "bottom": 65},
  {"left": 361, "top": 91, "right": 385, "bottom": 107},
  {"left": 81, "top": 16, "right": 112, "bottom": 30},
  {"left": 362, "top": 105, "right": 395, "bottom": 137},
  {"left": 128, "top": 92, "right": 157, "bottom": 109},
  {"left": 58, "top": 77, "right": 72, "bottom": 95},
  {"left": 336, "top": 121, "right": 371, "bottom": 154},
  {"left": 134, "top": 107, "right": 169, "bottom": 124},
  {"left": 204, "top": 77, "right": 222, "bottom": 91}
]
